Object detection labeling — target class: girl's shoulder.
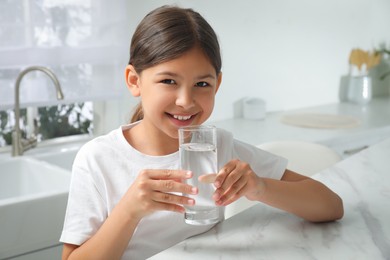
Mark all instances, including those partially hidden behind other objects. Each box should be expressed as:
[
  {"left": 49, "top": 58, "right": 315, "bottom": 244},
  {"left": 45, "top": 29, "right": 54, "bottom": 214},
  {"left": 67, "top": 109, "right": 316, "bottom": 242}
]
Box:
[
  {"left": 74, "top": 126, "right": 125, "bottom": 163},
  {"left": 216, "top": 127, "right": 233, "bottom": 143}
]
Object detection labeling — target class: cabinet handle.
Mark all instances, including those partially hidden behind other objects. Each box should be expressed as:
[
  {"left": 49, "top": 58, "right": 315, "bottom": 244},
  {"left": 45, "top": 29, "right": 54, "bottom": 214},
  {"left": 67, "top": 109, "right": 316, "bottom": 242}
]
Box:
[{"left": 343, "top": 145, "right": 369, "bottom": 156}]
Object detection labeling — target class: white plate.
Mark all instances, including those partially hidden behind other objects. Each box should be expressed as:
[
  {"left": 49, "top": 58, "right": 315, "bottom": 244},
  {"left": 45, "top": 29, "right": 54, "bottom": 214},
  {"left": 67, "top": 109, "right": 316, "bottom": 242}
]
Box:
[{"left": 281, "top": 113, "right": 360, "bottom": 129}]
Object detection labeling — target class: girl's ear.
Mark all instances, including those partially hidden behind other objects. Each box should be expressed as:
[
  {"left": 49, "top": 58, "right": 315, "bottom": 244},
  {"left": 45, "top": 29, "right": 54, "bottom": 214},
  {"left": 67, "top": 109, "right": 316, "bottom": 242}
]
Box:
[
  {"left": 215, "top": 72, "right": 222, "bottom": 94},
  {"left": 125, "top": 65, "right": 141, "bottom": 97}
]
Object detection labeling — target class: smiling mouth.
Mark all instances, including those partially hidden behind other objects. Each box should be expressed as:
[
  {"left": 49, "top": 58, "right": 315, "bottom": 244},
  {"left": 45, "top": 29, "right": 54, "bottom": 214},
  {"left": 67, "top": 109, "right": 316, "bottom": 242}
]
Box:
[{"left": 172, "top": 114, "right": 193, "bottom": 121}]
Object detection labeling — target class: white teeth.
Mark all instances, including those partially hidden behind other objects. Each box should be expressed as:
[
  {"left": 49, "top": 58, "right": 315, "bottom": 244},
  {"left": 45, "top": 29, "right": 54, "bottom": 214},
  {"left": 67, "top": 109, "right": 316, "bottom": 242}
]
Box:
[{"left": 173, "top": 115, "right": 192, "bottom": 120}]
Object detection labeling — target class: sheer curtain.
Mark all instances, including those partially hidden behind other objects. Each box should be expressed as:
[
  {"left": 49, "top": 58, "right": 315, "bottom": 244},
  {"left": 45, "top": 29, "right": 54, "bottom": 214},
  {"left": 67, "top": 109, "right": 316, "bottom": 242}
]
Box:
[{"left": 0, "top": 0, "right": 129, "bottom": 110}]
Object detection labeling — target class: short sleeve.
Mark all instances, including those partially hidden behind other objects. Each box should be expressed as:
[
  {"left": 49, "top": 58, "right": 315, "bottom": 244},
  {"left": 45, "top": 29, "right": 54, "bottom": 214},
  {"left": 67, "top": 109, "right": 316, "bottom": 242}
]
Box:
[
  {"left": 59, "top": 162, "right": 107, "bottom": 245},
  {"left": 233, "top": 139, "right": 287, "bottom": 180},
  {"left": 216, "top": 128, "right": 287, "bottom": 180}
]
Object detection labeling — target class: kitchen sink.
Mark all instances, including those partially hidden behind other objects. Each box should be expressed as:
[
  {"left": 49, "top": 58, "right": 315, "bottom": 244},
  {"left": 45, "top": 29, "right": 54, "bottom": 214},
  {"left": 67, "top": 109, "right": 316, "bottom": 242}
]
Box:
[
  {"left": 0, "top": 157, "right": 71, "bottom": 259},
  {"left": 0, "top": 157, "right": 70, "bottom": 201},
  {"left": 29, "top": 146, "right": 79, "bottom": 171}
]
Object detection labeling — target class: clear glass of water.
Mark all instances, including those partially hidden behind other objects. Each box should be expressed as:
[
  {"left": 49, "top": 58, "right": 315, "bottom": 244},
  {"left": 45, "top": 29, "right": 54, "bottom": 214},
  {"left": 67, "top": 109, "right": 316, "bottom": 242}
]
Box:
[{"left": 179, "top": 125, "right": 220, "bottom": 225}]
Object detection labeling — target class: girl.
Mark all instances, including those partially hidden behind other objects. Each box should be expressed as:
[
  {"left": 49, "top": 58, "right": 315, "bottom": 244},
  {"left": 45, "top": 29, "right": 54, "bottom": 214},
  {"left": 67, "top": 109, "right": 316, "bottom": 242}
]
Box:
[{"left": 60, "top": 5, "right": 343, "bottom": 260}]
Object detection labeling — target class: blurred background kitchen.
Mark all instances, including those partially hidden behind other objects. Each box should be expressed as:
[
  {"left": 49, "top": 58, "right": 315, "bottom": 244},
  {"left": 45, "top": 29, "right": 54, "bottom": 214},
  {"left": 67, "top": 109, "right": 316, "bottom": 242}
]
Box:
[
  {"left": 0, "top": 0, "right": 390, "bottom": 259},
  {"left": 1, "top": 0, "right": 390, "bottom": 143}
]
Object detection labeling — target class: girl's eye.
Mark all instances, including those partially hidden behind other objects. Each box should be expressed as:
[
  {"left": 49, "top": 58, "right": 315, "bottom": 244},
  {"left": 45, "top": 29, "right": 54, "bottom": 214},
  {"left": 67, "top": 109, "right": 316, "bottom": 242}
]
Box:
[
  {"left": 161, "top": 79, "right": 176, "bottom": 85},
  {"left": 195, "top": 81, "right": 209, "bottom": 87}
]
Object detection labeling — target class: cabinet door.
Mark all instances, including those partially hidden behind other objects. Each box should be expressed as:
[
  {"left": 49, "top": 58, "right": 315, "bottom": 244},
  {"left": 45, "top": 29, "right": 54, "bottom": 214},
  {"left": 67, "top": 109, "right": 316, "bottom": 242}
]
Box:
[{"left": 8, "top": 245, "right": 62, "bottom": 260}]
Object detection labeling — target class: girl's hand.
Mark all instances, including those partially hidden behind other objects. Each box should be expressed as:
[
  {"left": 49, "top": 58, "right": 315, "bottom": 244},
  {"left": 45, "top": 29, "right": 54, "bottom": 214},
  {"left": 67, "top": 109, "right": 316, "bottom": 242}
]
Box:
[
  {"left": 123, "top": 169, "right": 198, "bottom": 220},
  {"left": 213, "top": 159, "right": 265, "bottom": 206}
]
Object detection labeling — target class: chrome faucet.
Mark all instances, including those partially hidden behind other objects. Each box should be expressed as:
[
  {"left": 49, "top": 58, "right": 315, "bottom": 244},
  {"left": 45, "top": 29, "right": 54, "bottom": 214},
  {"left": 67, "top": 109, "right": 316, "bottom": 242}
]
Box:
[
  {"left": 380, "top": 70, "right": 390, "bottom": 80},
  {"left": 12, "top": 66, "right": 64, "bottom": 156}
]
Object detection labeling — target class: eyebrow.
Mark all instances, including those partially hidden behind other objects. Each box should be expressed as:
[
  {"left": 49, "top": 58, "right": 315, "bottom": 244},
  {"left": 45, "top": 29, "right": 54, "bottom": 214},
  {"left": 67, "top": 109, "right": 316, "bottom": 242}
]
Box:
[{"left": 156, "top": 71, "right": 216, "bottom": 80}]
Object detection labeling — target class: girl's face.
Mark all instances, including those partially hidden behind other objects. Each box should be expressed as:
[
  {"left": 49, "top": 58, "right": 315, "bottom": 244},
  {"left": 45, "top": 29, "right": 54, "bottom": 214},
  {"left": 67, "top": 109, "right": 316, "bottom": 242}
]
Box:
[{"left": 126, "top": 47, "right": 222, "bottom": 142}]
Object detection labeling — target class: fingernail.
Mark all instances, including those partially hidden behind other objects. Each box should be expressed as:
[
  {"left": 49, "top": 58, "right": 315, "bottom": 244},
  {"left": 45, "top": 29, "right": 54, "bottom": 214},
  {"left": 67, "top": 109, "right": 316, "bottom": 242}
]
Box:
[
  {"left": 185, "top": 171, "right": 192, "bottom": 178},
  {"left": 188, "top": 199, "right": 195, "bottom": 205},
  {"left": 191, "top": 187, "right": 198, "bottom": 194},
  {"left": 214, "top": 181, "right": 221, "bottom": 188}
]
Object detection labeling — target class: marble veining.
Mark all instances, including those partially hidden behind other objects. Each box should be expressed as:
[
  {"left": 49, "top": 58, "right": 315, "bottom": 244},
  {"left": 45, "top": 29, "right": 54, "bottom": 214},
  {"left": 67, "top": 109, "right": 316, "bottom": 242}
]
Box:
[{"left": 150, "top": 138, "right": 390, "bottom": 260}]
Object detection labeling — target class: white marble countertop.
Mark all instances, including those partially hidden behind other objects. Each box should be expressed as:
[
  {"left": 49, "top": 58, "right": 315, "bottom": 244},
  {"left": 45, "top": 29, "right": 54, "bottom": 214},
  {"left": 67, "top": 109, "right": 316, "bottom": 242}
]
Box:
[
  {"left": 150, "top": 137, "right": 390, "bottom": 260},
  {"left": 210, "top": 98, "right": 390, "bottom": 157}
]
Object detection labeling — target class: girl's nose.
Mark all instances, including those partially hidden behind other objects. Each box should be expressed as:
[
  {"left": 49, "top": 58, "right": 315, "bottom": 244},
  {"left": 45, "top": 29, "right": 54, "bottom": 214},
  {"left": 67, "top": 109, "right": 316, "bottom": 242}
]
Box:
[{"left": 176, "top": 87, "right": 195, "bottom": 109}]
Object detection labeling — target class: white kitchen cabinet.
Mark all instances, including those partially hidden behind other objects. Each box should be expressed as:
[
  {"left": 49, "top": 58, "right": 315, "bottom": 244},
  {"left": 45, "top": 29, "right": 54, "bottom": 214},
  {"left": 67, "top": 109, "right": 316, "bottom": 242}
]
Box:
[{"left": 7, "top": 245, "right": 62, "bottom": 260}]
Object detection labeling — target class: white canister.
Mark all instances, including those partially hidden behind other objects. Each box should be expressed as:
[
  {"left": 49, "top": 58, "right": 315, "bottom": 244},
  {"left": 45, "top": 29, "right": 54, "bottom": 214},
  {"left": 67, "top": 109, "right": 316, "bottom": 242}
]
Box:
[{"left": 243, "top": 98, "right": 266, "bottom": 120}]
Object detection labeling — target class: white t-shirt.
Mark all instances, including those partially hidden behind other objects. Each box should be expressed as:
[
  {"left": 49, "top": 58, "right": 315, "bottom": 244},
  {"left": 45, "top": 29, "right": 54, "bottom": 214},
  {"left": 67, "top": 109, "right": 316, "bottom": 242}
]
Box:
[{"left": 60, "top": 123, "right": 287, "bottom": 259}]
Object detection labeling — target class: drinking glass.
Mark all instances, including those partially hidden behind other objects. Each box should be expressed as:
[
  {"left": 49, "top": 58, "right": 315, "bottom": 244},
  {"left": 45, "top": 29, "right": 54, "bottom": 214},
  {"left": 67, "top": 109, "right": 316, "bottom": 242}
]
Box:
[{"left": 179, "top": 125, "right": 219, "bottom": 225}]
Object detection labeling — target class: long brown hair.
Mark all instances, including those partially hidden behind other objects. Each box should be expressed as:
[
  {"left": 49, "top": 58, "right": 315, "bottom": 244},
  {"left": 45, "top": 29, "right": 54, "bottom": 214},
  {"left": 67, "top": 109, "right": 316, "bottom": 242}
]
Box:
[{"left": 129, "top": 5, "right": 222, "bottom": 123}]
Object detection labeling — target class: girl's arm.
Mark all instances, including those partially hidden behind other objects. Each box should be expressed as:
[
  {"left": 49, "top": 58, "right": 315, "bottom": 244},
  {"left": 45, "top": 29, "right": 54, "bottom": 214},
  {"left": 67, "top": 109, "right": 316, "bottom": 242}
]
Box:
[
  {"left": 62, "top": 169, "right": 197, "bottom": 260},
  {"left": 213, "top": 160, "right": 343, "bottom": 222},
  {"left": 257, "top": 169, "right": 343, "bottom": 222},
  {"left": 62, "top": 199, "right": 141, "bottom": 260}
]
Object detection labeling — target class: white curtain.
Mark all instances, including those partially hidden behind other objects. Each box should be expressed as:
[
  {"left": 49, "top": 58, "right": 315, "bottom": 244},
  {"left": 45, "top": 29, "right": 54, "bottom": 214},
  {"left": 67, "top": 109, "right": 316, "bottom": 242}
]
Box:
[{"left": 0, "top": 0, "right": 129, "bottom": 110}]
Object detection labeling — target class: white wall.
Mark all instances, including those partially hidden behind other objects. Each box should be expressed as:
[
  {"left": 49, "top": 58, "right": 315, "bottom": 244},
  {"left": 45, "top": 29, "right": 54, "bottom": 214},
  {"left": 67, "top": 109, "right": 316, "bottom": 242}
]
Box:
[{"left": 107, "top": 0, "right": 390, "bottom": 128}]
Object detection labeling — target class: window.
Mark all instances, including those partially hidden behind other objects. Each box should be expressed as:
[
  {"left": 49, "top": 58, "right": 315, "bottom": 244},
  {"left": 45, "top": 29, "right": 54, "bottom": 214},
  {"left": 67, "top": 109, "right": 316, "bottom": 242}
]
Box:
[
  {"left": 0, "top": 102, "right": 93, "bottom": 147},
  {"left": 0, "top": 1, "right": 128, "bottom": 147}
]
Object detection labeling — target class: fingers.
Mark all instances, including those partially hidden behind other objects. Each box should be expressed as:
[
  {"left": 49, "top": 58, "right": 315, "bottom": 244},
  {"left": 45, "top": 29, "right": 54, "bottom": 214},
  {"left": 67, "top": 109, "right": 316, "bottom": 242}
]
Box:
[
  {"left": 219, "top": 163, "right": 244, "bottom": 191},
  {"left": 213, "top": 159, "right": 252, "bottom": 205},
  {"left": 137, "top": 194, "right": 194, "bottom": 215},
  {"left": 152, "top": 191, "right": 195, "bottom": 209},
  {"left": 143, "top": 169, "right": 192, "bottom": 180},
  {"left": 198, "top": 173, "right": 217, "bottom": 183},
  {"left": 214, "top": 176, "right": 247, "bottom": 205},
  {"left": 214, "top": 162, "right": 236, "bottom": 188},
  {"left": 138, "top": 169, "right": 197, "bottom": 194},
  {"left": 133, "top": 169, "right": 198, "bottom": 215},
  {"left": 153, "top": 202, "right": 186, "bottom": 214},
  {"left": 214, "top": 160, "right": 243, "bottom": 188},
  {"left": 149, "top": 179, "right": 198, "bottom": 195}
]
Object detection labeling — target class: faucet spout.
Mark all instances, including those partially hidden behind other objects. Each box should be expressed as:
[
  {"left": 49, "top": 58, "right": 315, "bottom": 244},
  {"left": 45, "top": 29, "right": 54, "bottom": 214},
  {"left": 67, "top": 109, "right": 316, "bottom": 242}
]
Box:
[{"left": 12, "top": 66, "right": 64, "bottom": 156}]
